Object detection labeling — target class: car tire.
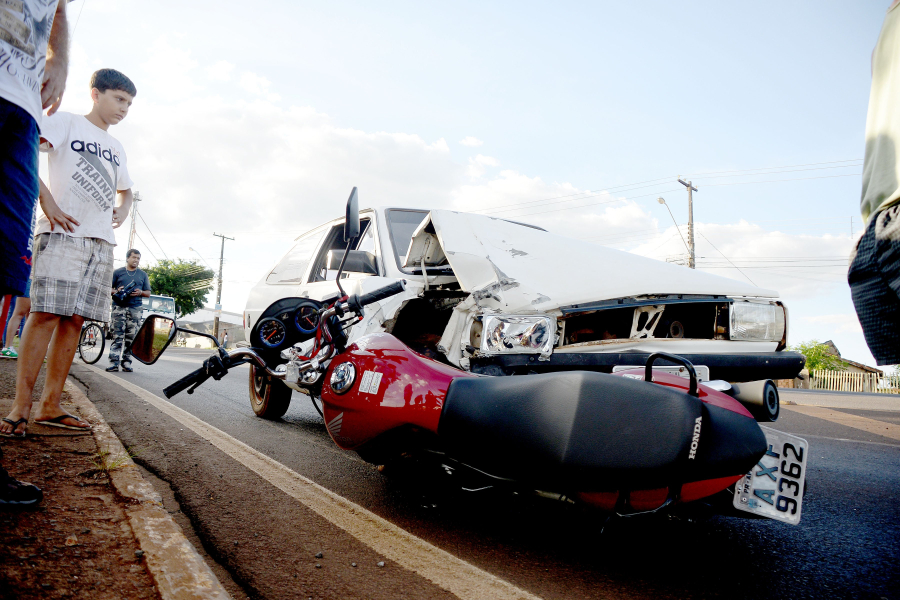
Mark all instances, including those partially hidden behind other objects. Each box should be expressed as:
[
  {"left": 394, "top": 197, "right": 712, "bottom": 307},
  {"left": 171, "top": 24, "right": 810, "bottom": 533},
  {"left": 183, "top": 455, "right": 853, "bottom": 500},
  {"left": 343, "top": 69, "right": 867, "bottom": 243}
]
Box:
[{"left": 249, "top": 364, "right": 292, "bottom": 419}]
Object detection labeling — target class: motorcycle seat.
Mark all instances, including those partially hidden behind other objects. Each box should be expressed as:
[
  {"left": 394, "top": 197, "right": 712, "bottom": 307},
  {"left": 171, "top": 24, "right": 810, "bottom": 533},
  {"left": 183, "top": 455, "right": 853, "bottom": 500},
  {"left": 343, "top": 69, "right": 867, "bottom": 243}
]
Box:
[{"left": 439, "top": 370, "right": 704, "bottom": 491}]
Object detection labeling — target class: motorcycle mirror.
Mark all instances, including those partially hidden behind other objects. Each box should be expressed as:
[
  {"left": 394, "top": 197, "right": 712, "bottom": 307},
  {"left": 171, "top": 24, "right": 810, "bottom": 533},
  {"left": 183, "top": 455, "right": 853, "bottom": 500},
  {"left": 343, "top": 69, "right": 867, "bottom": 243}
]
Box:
[
  {"left": 131, "top": 315, "right": 177, "bottom": 365},
  {"left": 344, "top": 187, "right": 360, "bottom": 242}
]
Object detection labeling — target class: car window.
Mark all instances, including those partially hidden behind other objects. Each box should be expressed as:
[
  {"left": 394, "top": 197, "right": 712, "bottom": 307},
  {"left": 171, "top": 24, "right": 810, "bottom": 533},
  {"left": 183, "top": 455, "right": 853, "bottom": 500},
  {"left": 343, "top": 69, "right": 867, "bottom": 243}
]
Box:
[
  {"left": 386, "top": 209, "right": 429, "bottom": 270},
  {"left": 142, "top": 296, "right": 175, "bottom": 314},
  {"left": 357, "top": 221, "right": 376, "bottom": 254},
  {"left": 266, "top": 228, "right": 327, "bottom": 284},
  {"left": 309, "top": 219, "right": 371, "bottom": 282}
]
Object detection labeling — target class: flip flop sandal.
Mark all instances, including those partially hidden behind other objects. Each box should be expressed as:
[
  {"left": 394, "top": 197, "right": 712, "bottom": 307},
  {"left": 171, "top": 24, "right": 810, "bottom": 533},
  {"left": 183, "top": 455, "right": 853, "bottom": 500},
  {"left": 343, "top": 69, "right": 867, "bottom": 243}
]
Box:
[
  {"left": 34, "top": 414, "right": 91, "bottom": 431},
  {"left": 0, "top": 417, "right": 28, "bottom": 438}
]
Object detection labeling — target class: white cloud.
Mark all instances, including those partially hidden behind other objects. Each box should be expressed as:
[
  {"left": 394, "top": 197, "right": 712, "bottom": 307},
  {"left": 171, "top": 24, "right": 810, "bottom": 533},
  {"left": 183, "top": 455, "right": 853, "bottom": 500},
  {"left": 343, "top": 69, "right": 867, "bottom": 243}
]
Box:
[
  {"left": 803, "top": 313, "right": 863, "bottom": 335},
  {"left": 239, "top": 72, "right": 281, "bottom": 102},
  {"left": 206, "top": 60, "right": 235, "bottom": 82},
  {"left": 465, "top": 154, "right": 500, "bottom": 178},
  {"left": 459, "top": 136, "right": 484, "bottom": 147}
]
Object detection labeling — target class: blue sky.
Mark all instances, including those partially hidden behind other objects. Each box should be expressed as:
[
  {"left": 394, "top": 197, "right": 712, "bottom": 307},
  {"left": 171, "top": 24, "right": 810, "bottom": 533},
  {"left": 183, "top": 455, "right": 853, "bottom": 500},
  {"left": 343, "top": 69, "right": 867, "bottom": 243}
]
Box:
[{"left": 51, "top": 0, "right": 893, "bottom": 365}]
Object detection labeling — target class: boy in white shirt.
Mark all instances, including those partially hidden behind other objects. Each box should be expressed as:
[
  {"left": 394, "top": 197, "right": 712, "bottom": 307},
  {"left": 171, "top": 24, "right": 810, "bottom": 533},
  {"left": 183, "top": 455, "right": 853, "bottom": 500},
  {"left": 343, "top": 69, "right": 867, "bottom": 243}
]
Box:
[{"left": 0, "top": 69, "right": 136, "bottom": 437}]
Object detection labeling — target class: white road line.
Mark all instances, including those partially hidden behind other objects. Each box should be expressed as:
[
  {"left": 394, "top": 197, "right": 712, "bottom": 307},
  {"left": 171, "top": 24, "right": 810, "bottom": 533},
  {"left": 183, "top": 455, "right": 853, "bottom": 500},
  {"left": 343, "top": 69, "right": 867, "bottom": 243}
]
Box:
[
  {"left": 778, "top": 432, "right": 900, "bottom": 448},
  {"left": 782, "top": 405, "right": 900, "bottom": 442},
  {"left": 87, "top": 365, "right": 543, "bottom": 600}
]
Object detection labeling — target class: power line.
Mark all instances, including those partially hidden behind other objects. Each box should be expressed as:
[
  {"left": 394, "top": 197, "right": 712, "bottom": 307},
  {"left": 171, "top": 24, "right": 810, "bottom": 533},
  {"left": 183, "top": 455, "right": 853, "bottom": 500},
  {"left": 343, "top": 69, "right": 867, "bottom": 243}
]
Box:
[
  {"left": 499, "top": 188, "right": 685, "bottom": 219},
  {"left": 137, "top": 212, "right": 169, "bottom": 260},
  {"left": 688, "top": 163, "right": 862, "bottom": 182},
  {"left": 682, "top": 158, "right": 862, "bottom": 179},
  {"left": 133, "top": 232, "right": 158, "bottom": 262},
  {"left": 702, "top": 172, "right": 861, "bottom": 187},
  {"left": 72, "top": 0, "right": 87, "bottom": 36},
  {"left": 698, "top": 233, "right": 755, "bottom": 285},
  {"left": 471, "top": 175, "right": 679, "bottom": 215}
]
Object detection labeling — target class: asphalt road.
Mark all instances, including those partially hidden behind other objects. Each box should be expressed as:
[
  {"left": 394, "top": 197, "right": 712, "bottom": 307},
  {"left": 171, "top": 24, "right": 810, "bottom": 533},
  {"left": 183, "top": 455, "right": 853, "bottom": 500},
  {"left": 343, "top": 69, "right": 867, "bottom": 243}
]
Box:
[{"left": 69, "top": 350, "right": 900, "bottom": 600}]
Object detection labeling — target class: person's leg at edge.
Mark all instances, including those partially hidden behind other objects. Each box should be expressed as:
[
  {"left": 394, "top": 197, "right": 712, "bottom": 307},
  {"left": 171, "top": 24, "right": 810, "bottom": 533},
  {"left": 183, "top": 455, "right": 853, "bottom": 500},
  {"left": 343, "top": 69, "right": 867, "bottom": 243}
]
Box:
[
  {"left": 3, "top": 297, "right": 31, "bottom": 355},
  {"left": 0, "top": 295, "right": 11, "bottom": 348},
  {"left": 0, "top": 312, "right": 62, "bottom": 435},
  {"left": 32, "top": 314, "right": 88, "bottom": 427}
]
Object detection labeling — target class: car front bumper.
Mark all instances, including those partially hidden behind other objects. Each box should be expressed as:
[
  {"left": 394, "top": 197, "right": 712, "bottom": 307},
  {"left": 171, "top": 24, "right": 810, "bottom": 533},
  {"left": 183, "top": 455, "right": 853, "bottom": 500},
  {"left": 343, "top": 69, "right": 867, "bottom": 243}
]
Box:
[{"left": 469, "top": 351, "right": 806, "bottom": 382}]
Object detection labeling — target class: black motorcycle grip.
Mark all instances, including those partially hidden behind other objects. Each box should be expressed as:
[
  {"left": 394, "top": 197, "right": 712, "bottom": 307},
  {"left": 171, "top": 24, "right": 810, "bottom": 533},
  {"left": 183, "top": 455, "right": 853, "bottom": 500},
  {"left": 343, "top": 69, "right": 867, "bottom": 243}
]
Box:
[
  {"left": 163, "top": 366, "right": 210, "bottom": 398},
  {"left": 356, "top": 280, "right": 407, "bottom": 308}
]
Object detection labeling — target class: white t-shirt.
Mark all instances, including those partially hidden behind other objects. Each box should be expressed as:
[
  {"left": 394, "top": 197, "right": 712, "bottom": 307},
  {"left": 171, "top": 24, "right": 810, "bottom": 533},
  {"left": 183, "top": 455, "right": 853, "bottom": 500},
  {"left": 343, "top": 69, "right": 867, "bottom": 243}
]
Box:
[
  {"left": 35, "top": 112, "right": 134, "bottom": 244},
  {"left": 861, "top": 2, "right": 900, "bottom": 223},
  {"left": 0, "top": 0, "right": 58, "bottom": 126}
]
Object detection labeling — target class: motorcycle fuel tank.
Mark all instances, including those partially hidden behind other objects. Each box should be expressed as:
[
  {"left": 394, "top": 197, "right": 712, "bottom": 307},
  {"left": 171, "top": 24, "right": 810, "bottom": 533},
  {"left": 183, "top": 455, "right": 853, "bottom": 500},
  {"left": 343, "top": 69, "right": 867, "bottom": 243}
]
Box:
[{"left": 320, "top": 333, "right": 475, "bottom": 449}]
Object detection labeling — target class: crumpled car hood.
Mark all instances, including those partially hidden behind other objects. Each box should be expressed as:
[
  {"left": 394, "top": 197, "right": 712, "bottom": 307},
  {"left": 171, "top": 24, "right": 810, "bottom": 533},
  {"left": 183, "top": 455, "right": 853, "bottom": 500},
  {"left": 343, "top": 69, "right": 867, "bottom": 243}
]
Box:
[{"left": 410, "top": 210, "right": 778, "bottom": 313}]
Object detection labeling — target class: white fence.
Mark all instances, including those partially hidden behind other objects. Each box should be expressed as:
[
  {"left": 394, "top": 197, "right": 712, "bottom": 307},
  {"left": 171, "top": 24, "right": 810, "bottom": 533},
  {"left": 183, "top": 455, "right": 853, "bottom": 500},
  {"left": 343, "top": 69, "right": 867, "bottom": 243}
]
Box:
[{"left": 810, "top": 370, "right": 900, "bottom": 393}]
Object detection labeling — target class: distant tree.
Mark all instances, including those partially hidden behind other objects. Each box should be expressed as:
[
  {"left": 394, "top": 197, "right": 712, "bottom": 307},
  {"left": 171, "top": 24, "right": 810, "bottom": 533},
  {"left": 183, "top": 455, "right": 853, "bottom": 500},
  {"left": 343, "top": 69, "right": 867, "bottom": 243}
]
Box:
[
  {"left": 145, "top": 259, "right": 215, "bottom": 318},
  {"left": 789, "top": 340, "right": 847, "bottom": 372}
]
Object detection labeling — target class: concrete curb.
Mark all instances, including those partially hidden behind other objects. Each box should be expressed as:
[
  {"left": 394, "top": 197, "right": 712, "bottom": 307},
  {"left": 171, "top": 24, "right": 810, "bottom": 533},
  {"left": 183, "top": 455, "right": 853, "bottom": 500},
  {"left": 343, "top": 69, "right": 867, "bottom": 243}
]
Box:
[{"left": 65, "top": 379, "right": 232, "bottom": 600}]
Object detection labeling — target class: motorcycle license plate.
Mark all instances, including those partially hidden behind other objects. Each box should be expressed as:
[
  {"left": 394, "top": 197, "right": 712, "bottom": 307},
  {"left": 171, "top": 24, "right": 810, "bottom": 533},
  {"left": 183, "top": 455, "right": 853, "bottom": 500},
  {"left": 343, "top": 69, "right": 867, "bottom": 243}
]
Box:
[{"left": 732, "top": 426, "right": 808, "bottom": 525}]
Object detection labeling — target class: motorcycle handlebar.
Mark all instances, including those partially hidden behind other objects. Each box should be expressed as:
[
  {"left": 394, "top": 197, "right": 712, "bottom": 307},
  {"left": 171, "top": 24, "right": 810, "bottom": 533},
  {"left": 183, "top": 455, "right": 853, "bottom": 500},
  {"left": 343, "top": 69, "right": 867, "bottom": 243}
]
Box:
[
  {"left": 348, "top": 280, "right": 406, "bottom": 311},
  {"left": 162, "top": 281, "right": 408, "bottom": 398},
  {"left": 163, "top": 366, "right": 210, "bottom": 398}
]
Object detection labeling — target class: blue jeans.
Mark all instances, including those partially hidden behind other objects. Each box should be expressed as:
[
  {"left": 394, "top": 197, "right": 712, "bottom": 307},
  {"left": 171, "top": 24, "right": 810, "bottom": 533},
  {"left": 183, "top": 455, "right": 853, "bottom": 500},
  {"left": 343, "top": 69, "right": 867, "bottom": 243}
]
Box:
[
  {"left": 0, "top": 97, "right": 39, "bottom": 296},
  {"left": 849, "top": 203, "right": 900, "bottom": 365}
]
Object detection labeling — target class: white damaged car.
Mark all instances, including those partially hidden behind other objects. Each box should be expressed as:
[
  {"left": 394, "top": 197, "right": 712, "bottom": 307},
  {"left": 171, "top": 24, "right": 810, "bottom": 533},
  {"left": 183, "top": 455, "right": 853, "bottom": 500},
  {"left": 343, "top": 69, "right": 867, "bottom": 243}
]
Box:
[{"left": 244, "top": 207, "right": 805, "bottom": 385}]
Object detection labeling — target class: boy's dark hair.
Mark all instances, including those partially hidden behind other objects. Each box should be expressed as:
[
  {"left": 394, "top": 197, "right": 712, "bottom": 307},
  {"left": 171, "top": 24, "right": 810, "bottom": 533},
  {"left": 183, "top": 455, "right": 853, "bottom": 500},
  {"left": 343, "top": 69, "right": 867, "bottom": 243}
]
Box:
[
  {"left": 126, "top": 249, "right": 141, "bottom": 258},
  {"left": 90, "top": 68, "right": 137, "bottom": 97}
]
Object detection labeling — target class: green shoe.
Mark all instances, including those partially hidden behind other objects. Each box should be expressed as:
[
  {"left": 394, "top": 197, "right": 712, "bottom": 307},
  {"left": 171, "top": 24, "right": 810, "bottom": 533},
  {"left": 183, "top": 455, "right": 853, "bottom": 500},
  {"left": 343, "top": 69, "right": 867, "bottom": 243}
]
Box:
[{"left": 0, "top": 347, "right": 17, "bottom": 359}]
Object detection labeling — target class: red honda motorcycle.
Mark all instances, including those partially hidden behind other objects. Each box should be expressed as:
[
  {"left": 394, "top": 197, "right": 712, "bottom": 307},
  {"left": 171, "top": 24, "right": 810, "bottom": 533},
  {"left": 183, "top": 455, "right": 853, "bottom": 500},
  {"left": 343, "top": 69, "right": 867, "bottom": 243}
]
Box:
[{"left": 131, "top": 190, "right": 808, "bottom": 526}]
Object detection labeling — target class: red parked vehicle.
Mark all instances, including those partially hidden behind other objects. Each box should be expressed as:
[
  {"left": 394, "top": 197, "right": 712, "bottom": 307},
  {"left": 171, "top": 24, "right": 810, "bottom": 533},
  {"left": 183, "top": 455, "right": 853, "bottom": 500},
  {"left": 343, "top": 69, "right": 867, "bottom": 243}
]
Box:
[{"left": 131, "top": 189, "right": 808, "bottom": 526}]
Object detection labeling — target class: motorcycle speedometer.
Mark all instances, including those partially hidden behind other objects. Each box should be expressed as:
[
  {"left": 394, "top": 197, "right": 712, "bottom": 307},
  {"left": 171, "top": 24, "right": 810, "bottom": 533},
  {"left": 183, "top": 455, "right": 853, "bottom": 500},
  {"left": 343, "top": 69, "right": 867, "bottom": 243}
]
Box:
[
  {"left": 293, "top": 301, "right": 321, "bottom": 335},
  {"left": 257, "top": 317, "right": 287, "bottom": 349}
]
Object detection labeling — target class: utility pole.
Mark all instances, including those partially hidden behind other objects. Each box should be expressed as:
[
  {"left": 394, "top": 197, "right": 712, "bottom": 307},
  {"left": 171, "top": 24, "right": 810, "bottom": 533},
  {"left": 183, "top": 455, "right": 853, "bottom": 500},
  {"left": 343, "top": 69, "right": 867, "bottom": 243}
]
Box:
[
  {"left": 127, "top": 191, "right": 142, "bottom": 250},
  {"left": 677, "top": 179, "right": 698, "bottom": 269},
  {"left": 212, "top": 233, "right": 234, "bottom": 340}
]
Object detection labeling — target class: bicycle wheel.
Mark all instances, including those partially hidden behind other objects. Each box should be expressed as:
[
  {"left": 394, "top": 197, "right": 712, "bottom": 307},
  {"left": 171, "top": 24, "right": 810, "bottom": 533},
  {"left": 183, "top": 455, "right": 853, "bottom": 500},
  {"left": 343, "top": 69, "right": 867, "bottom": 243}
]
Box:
[{"left": 79, "top": 322, "right": 105, "bottom": 365}]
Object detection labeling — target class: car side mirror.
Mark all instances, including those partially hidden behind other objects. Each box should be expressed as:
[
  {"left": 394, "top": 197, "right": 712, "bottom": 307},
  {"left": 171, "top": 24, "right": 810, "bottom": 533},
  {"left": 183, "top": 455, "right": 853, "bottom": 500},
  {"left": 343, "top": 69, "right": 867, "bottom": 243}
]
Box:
[
  {"left": 131, "top": 315, "right": 176, "bottom": 365},
  {"left": 326, "top": 249, "right": 378, "bottom": 275},
  {"left": 344, "top": 187, "right": 360, "bottom": 242}
]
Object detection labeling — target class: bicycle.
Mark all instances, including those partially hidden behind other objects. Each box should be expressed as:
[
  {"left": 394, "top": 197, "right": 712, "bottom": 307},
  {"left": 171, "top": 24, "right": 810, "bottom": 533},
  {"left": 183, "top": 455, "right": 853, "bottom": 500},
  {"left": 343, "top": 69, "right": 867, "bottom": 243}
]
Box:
[{"left": 78, "top": 321, "right": 106, "bottom": 365}]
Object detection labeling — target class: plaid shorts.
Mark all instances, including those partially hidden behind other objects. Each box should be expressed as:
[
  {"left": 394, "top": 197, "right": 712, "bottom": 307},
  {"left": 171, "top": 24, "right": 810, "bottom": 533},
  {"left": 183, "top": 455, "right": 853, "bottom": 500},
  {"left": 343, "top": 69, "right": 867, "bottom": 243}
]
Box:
[
  {"left": 848, "top": 203, "right": 900, "bottom": 365},
  {"left": 31, "top": 233, "right": 115, "bottom": 323}
]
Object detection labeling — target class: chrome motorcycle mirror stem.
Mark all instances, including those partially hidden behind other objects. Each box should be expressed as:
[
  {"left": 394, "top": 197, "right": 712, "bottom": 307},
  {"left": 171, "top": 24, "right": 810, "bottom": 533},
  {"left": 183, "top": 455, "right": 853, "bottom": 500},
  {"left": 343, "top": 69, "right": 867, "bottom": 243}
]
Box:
[{"left": 225, "top": 347, "right": 287, "bottom": 379}]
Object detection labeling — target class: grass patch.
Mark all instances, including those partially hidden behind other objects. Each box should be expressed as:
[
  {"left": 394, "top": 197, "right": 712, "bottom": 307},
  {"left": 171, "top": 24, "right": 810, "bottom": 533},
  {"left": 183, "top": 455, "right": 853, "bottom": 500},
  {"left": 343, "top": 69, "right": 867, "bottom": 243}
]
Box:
[{"left": 90, "top": 445, "right": 143, "bottom": 474}]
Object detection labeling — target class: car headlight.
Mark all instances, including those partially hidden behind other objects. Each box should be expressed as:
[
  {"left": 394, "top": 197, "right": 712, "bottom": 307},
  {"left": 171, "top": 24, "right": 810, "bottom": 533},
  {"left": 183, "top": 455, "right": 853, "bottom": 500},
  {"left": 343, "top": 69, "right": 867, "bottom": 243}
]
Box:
[
  {"left": 730, "top": 302, "right": 785, "bottom": 342},
  {"left": 479, "top": 315, "right": 556, "bottom": 358}
]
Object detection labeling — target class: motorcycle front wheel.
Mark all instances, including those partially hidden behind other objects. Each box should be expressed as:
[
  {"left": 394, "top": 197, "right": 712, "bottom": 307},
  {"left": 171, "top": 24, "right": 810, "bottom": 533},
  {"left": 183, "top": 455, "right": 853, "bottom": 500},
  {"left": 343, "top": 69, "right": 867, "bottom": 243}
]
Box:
[
  {"left": 249, "top": 365, "right": 292, "bottom": 419},
  {"left": 78, "top": 322, "right": 105, "bottom": 365}
]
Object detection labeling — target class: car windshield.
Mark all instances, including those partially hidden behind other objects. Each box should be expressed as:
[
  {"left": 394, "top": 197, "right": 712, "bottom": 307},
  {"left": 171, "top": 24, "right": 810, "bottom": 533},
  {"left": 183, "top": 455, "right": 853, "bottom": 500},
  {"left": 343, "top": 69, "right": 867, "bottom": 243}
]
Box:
[
  {"left": 143, "top": 296, "right": 175, "bottom": 314},
  {"left": 385, "top": 209, "right": 429, "bottom": 270}
]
